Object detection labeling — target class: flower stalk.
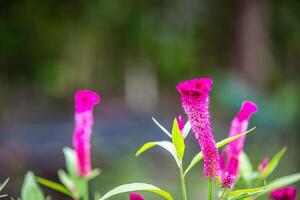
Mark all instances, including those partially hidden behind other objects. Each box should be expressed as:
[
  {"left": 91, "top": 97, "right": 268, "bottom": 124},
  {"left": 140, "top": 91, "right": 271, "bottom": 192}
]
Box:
[
  {"left": 179, "top": 163, "right": 188, "bottom": 200},
  {"left": 208, "top": 178, "right": 213, "bottom": 200}
]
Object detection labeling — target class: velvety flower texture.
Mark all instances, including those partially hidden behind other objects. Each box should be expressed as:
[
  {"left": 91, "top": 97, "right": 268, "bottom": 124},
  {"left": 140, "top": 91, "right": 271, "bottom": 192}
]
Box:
[
  {"left": 259, "top": 156, "right": 269, "bottom": 172},
  {"left": 221, "top": 101, "right": 257, "bottom": 188},
  {"left": 270, "top": 187, "right": 297, "bottom": 200},
  {"left": 73, "top": 90, "right": 100, "bottom": 176},
  {"left": 130, "top": 193, "right": 144, "bottom": 200},
  {"left": 177, "top": 78, "right": 220, "bottom": 179},
  {"left": 221, "top": 172, "right": 236, "bottom": 189}
]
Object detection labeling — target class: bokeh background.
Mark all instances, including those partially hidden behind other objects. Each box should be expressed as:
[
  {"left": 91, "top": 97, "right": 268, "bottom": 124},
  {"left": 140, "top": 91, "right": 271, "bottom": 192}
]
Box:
[{"left": 0, "top": 0, "right": 300, "bottom": 199}]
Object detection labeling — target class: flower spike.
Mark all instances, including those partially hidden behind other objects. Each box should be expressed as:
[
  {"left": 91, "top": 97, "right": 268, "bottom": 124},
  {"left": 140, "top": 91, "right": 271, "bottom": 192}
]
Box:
[
  {"left": 177, "top": 78, "right": 220, "bottom": 179},
  {"left": 221, "top": 101, "right": 258, "bottom": 188},
  {"left": 73, "top": 90, "right": 100, "bottom": 176}
]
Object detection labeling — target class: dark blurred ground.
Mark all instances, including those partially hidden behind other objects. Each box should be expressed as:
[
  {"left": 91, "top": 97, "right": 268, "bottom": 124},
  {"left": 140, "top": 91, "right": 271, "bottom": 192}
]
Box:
[{"left": 0, "top": 0, "right": 300, "bottom": 199}]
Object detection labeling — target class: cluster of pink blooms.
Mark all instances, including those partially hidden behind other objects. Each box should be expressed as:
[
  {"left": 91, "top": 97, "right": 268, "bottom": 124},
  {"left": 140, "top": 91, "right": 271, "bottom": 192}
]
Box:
[
  {"left": 176, "top": 78, "right": 258, "bottom": 184},
  {"left": 72, "top": 79, "right": 297, "bottom": 199}
]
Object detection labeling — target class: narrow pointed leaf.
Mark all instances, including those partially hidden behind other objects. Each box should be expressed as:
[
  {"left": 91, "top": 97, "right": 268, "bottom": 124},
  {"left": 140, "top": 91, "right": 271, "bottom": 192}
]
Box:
[
  {"left": 239, "top": 152, "right": 254, "bottom": 186},
  {"left": 63, "top": 147, "right": 77, "bottom": 178},
  {"left": 260, "top": 147, "right": 286, "bottom": 179},
  {"left": 171, "top": 118, "right": 185, "bottom": 161},
  {"left": 0, "top": 178, "right": 9, "bottom": 192},
  {"left": 184, "top": 152, "right": 203, "bottom": 177},
  {"left": 98, "top": 183, "right": 174, "bottom": 200},
  {"left": 216, "top": 127, "right": 256, "bottom": 148},
  {"left": 35, "top": 176, "right": 72, "bottom": 197},
  {"left": 21, "top": 172, "right": 45, "bottom": 200},
  {"left": 152, "top": 117, "right": 172, "bottom": 138},
  {"left": 184, "top": 127, "right": 256, "bottom": 176},
  {"left": 57, "top": 170, "right": 76, "bottom": 195},
  {"left": 87, "top": 168, "right": 101, "bottom": 180},
  {"left": 135, "top": 141, "right": 180, "bottom": 167},
  {"left": 226, "top": 173, "right": 300, "bottom": 200},
  {"left": 182, "top": 121, "right": 191, "bottom": 138}
]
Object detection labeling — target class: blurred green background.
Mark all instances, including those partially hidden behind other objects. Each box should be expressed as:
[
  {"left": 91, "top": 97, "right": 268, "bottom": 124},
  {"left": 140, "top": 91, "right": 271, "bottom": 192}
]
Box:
[{"left": 0, "top": 0, "right": 300, "bottom": 199}]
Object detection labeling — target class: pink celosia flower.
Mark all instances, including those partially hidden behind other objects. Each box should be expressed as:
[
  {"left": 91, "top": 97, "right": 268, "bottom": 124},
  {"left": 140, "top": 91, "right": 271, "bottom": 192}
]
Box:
[
  {"left": 73, "top": 90, "right": 100, "bottom": 176},
  {"left": 130, "top": 193, "right": 144, "bottom": 200},
  {"left": 177, "top": 78, "right": 220, "bottom": 179},
  {"left": 221, "top": 101, "right": 257, "bottom": 188},
  {"left": 270, "top": 187, "right": 297, "bottom": 200},
  {"left": 177, "top": 113, "right": 185, "bottom": 132},
  {"left": 227, "top": 101, "right": 258, "bottom": 157},
  {"left": 259, "top": 156, "right": 269, "bottom": 172},
  {"left": 221, "top": 172, "right": 236, "bottom": 189}
]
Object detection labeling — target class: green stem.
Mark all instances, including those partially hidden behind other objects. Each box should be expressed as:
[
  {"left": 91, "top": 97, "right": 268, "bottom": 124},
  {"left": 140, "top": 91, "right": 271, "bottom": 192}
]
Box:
[
  {"left": 82, "top": 179, "right": 89, "bottom": 200},
  {"left": 208, "top": 178, "right": 213, "bottom": 200},
  {"left": 179, "top": 164, "right": 188, "bottom": 200},
  {"left": 220, "top": 188, "right": 227, "bottom": 200}
]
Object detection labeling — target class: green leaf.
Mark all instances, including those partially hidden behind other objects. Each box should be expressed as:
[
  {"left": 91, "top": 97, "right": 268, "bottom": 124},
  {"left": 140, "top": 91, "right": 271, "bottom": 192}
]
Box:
[
  {"left": 98, "top": 183, "right": 174, "bottom": 200},
  {"left": 135, "top": 141, "right": 180, "bottom": 167},
  {"left": 216, "top": 127, "right": 256, "bottom": 148},
  {"left": 87, "top": 168, "right": 101, "bottom": 180},
  {"left": 45, "top": 196, "right": 51, "bottom": 200},
  {"left": 152, "top": 117, "right": 172, "bottom": 138},
  {"left": 35, "top": 176, "right": 72, "bottom": 197},
  {"left": 239, "top": 152, "right": 254, "bottom": 186},
  {"left": 184, "top": 152, "right": 203, "bottom": 177},
  {"left": 184, "top": 127, "right": 256, "bottom": 176},
  {"left": 260, "top": 147, "right": 286, "bottom": 179},
  {"left": 57, "top": 170, "right": 76, "bottom": 196},
  {"left": 0, "top": 178, "right": 9, "bottom": 193},
  {"left": 58, "top": 170, "right": 89, "bottom": 200},
  {"left": 63, "top": 147, "right": 77, "bottom": 179},
  {"left": 0, "top": 179, "right": 8, "bottom": 200},
  {"left": 21, "top": 172, "right": 45, "bottom": 200},
  {"left": 171, "top": 118, "right": 185, "bottom": 161},
  {"left": 182, "top": 121, "right": 191, "bottom": 138},
  {"left": 226, "top": 173, "right": 300, "bottom": 200},
  {"left": 226, "top": 186, "right": 267, "bottom": 200}
]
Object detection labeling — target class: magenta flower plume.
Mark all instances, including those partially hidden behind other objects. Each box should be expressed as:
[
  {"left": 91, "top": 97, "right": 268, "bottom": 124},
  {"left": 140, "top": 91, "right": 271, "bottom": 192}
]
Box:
[
  {"left": 221, "top": 101, "right": 257, "bottom": 188},
  {"left": 177, "top": 78, "right": 220, "bottom": 179},
  {"left": 73, "top": 90, "right": 100, "bottom": 176},
  {"left": 130, "top": 193, "right": 144, "bottom": 200},
  {"left": 227, "top": 101, "right": 258, "bottom": 157},
  {"left": 259, "top": 156, "right": 269, "bottom": 172},
  {"left": 270, "top": 187, "right": 297, "bottom": 200}
]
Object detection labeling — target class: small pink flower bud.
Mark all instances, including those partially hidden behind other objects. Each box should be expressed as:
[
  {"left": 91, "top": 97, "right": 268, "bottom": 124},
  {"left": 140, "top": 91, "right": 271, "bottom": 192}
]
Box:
[
  {"left": 270, "top": 187, "right": 297, "bottom": 200},
  {"left": 177, "top": 113, "right": 185, "bottom": 132},
  {"left": 259, "top": 156, "right": 269, "bottom": 172},
  {"left": 130, "top": 193, "right": 144, "bottom": 200}
]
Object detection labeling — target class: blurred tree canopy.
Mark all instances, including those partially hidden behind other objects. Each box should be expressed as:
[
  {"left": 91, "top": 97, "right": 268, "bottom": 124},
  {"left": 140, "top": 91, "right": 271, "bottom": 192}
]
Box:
[{"left": 0, "top": 0, "right": 299, "bottom": 95}]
